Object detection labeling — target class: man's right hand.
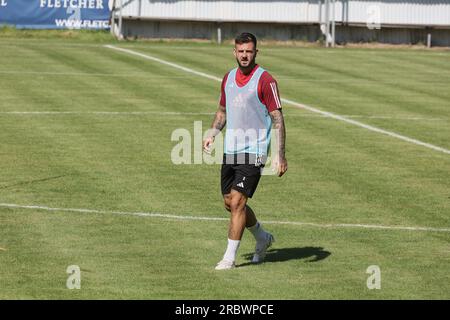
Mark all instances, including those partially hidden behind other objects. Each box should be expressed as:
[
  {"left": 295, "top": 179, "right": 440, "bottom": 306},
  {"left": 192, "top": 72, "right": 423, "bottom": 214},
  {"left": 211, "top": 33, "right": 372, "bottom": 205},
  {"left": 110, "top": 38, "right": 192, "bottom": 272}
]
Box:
[{"left": 203, "top": 136, "right": 215, "bottom": 154}]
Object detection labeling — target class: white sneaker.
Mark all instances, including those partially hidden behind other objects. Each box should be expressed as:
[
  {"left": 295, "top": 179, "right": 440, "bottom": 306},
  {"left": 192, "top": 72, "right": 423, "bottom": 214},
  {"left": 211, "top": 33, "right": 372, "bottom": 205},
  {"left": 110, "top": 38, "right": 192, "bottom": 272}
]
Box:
[
  {"left": 215, "top": 259, "right": 235, "bottom": 270},
  {"left": 252, "top": 233, "right": 274, "bottom": 264}
]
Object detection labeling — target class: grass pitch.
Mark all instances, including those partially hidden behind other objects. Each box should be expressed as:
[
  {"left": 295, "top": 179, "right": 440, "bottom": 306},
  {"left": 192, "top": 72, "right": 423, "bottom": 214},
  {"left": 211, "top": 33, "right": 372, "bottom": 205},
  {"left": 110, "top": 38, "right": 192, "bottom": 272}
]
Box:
[{"left": 0, "top": 31, "right": 449, "bottom": 299}]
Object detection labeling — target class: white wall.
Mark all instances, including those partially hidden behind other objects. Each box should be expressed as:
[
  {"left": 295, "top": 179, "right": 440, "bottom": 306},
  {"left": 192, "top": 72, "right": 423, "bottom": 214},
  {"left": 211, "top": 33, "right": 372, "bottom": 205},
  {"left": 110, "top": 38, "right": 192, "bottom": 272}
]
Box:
[{"left": 119, "top": 0, "right": 450, "bottom": 27}]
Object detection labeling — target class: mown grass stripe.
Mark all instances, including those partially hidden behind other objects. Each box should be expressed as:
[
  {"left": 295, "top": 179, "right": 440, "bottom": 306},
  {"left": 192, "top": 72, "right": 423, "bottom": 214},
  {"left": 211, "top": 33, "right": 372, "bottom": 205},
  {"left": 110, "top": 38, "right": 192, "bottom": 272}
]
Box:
[
  {"left": 1, "top": 202, "right": 449, "bottom": 233},
  {"left": 104, "top": 45, "right": 450, "bottom": 155}
]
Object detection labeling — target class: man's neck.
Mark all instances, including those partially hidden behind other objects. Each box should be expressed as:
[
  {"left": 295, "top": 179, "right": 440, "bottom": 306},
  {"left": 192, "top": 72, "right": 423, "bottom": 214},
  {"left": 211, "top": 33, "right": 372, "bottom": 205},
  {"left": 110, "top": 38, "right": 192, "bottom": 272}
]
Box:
[{"left": 238, "top": 62, "right": 257, "bottom": 75}]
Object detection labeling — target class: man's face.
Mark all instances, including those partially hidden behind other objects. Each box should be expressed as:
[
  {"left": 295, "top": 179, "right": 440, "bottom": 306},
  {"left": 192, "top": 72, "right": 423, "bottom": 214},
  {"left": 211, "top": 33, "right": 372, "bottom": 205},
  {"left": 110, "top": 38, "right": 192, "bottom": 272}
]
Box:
[{"left": 234, "top": 42, "right": 258, "bottom": 68}]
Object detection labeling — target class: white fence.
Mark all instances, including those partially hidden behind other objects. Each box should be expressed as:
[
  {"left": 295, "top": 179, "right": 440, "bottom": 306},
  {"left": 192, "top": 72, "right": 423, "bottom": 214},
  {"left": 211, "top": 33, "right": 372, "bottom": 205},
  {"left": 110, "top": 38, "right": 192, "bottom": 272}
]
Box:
[{"left": 118, "top": 0, "right": 450, "bottom": 27}]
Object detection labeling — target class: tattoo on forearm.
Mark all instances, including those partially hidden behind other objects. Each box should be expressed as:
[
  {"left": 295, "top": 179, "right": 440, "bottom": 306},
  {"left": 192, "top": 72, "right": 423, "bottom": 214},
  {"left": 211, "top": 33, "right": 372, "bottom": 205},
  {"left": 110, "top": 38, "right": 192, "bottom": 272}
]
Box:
[
  {"left": 270, "top": 110, "right": 286, "bottom": 159},
  {"left": 210, "top": 106, "right": 226, "bottom": 137}
]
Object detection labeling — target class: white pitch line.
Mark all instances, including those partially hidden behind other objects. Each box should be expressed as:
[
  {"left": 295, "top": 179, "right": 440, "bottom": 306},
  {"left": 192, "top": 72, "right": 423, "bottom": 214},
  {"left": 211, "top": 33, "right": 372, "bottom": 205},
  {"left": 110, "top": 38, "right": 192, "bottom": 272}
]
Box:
[
  {"left": 0, "top": 111, "right": 215, "bottom": 116},
  {"left": 2, "top": 70, "right": 448, "bottom": 85},
  {"left": 0, "top": 70, "right": 196, "bottom": 79},
  {"left": 0, "top": 111, "right": 446, "bottom": 121},
  {"left": 289, "top": 114, "right": 447, "bottom": 121},
  {"left": 282, "top": 97, "right": 450, "bottom": 155},
  {"left": 1, "top": 202, "right": 449, "bottom": 233},
  {"left": 104, "top": 45, "right": 222, "bottom": 82},
  {"left": 104, "top": 45, "right": 450, "bottom": 155},
  {"left": 0, "top": 203, "right": 227, "bottom": 222},
  {"left": 340, "top": 115, "right": 446, "bottom": 121}
]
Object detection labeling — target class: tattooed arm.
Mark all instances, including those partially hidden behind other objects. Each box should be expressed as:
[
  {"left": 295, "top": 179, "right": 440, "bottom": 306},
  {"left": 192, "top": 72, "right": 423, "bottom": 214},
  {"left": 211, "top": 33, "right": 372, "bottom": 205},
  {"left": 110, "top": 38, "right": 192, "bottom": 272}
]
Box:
[
  {"left": 203, "top": 104, "right": 226, "bottom": 152},
  {"left": 270, "top": 109, "right": 288, "bottom": 177}
]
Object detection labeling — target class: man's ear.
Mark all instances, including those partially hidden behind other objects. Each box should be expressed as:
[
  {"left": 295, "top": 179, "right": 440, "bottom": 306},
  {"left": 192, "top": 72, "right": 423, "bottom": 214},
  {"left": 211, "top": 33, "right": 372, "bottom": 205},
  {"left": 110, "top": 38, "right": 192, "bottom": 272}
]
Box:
[{"left": 233, "top": 47, "right": 237, "bottom": 57}]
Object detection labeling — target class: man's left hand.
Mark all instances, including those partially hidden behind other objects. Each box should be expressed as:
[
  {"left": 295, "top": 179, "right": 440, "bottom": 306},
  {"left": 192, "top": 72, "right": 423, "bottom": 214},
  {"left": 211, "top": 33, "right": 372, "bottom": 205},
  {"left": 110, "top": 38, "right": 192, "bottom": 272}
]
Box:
[
  {"left": 272, "top": 157, "right": 288, "bottom": 177},
  {"left": 277, "top": 158, "right": 288, "bottom": 177}
]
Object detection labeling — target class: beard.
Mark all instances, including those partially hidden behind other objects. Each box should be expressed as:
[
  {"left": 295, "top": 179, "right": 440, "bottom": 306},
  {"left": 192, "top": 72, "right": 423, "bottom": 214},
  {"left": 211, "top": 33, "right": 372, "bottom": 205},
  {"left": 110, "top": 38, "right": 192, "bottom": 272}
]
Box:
[{"left": 236, "top": 56, "right": 256, "bottom": 69}]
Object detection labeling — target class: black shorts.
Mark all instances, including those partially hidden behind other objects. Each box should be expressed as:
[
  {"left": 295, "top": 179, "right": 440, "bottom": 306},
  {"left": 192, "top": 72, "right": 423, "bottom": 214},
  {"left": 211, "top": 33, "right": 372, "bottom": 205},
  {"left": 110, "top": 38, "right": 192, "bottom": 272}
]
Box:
[{"left": 221, "top": 153, "right": 265, "bottom": 198}]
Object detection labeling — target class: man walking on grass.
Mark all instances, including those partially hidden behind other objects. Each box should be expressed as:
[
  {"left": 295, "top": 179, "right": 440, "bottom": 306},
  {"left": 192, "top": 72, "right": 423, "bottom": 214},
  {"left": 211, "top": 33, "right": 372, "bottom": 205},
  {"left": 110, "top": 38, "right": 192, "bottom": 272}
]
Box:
[{"left": 203, "top": 32, "right": 287, "bottom": 270}]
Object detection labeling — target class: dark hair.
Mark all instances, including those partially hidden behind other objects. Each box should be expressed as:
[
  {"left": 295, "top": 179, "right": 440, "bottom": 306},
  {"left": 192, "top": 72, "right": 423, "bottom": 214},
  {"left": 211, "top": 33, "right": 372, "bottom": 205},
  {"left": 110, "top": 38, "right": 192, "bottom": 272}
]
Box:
[{"left": 235, "top": 32, "right": 257, "bottom": 48}]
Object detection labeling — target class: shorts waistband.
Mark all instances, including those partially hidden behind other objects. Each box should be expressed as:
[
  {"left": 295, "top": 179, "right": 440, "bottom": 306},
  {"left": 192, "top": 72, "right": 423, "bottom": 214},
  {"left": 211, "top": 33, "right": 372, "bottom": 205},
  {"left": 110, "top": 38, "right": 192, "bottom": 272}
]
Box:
[{"left": 223, "top": 153, "right": 267, "bottom": 166}]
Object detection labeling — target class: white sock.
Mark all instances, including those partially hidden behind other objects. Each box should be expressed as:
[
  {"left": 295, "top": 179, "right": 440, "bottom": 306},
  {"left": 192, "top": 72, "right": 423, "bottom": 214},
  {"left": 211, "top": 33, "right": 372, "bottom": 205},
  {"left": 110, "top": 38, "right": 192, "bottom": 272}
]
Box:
[
  {"left": 248, "top": 222, "right": 266, "bottom": 241},
  {"left": 223, "top": 239, "right": 240, "bottom": 262}
]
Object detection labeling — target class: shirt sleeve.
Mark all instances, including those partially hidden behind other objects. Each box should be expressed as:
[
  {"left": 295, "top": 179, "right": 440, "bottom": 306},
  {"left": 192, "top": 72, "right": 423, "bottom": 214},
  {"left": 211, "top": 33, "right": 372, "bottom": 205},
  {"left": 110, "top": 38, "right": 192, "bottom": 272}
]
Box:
[
  {"left": 219, "top": 72, "right": 229, "bottom": 107},
  {"left": 259, "top": 71, "right": 282, "bottom": 113}
]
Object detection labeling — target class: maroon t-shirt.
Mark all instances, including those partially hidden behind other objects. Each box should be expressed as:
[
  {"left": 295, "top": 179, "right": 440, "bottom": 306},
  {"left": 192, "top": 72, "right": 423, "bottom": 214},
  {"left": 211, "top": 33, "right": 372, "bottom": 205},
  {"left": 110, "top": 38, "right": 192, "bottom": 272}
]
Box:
[{"left": 219, "top": 64, "right": 282, "bottom": 112}]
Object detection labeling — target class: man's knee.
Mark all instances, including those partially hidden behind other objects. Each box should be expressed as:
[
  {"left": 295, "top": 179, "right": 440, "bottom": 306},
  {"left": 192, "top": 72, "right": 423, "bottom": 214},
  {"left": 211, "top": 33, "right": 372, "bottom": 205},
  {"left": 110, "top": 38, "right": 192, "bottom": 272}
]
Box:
[
  {"left": 229, "top": 191, "right": 247, "bottom": 212},
  {"left": 223, "top": 194, "right": 232, "bottom": 212}
]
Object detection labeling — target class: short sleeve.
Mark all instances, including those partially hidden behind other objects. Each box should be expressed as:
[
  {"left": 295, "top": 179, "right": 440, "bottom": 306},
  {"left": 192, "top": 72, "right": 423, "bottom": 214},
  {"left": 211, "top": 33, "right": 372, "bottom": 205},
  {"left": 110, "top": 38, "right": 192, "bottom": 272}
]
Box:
[{"left": 259, "top": 72, "right": 282, "bottom": 112}]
